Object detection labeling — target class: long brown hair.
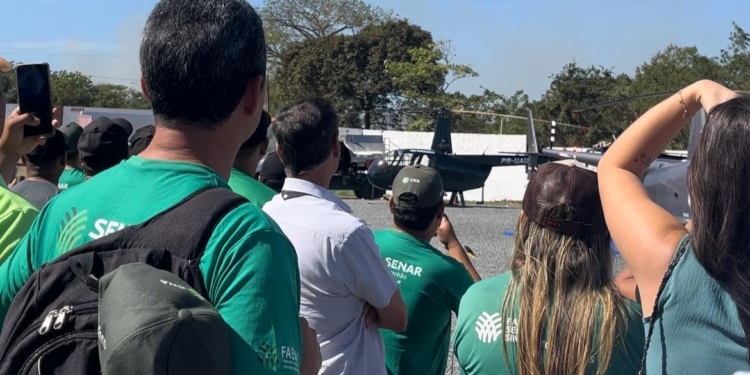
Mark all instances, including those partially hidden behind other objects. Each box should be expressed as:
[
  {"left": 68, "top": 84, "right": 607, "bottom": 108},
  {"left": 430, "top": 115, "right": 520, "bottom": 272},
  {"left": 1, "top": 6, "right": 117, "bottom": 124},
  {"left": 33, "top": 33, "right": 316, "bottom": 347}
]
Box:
[
  {"left": 501, "top": 206, "right": 629, "bottom": 375},
  {"left": 687, "top": 95, "right": 750, "bottom": 363}
]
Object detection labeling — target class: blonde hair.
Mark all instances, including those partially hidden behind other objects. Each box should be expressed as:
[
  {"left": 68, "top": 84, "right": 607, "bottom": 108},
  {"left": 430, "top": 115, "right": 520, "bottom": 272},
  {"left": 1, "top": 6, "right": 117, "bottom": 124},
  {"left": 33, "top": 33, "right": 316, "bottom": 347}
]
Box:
[{"left": 500, "top": 205, "right": 629, "bottom": 375}]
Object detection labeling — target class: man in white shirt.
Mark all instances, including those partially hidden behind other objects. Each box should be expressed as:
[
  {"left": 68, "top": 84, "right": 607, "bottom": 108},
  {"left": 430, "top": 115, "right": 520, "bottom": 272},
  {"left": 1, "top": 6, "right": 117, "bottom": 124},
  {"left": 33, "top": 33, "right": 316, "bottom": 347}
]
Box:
[{"left": 264, "top": 97, "right": 407, "bottom": 375}]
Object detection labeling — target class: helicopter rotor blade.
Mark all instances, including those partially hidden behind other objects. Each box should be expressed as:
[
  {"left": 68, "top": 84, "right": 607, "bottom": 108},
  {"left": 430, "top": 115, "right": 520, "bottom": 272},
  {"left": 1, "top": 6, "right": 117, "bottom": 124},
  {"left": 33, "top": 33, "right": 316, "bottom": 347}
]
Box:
[{"left": 571, "top": 92, "right": 676, "bottom": 113}]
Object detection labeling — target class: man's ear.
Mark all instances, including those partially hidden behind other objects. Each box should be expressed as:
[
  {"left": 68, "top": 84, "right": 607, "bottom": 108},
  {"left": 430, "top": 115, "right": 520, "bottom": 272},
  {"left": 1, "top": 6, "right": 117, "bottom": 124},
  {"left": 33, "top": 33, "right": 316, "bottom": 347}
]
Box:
[
  {"left": 259, "top": 138, "right": 269, "bottom": 157},
  {"left": 389, "top": 196, "right": 395, "bottom": 214},
  {"left": 243, "top": 75, "right": 264, "bottom": 119},
  {"left": 332, "top": 139, "right": 341, "bottom": 159},
  {"left": 140, "top": 75, "right": 150, "bottom": 100},
  {"left": 275, "top": 144, "right": 284, "bottom": 163}
]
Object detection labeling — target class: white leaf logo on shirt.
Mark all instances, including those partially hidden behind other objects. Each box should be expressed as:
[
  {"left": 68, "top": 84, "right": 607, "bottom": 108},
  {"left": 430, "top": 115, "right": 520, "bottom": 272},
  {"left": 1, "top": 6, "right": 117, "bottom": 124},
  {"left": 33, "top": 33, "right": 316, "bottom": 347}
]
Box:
[{"left": 475, "top": 312, "right": 502, "bottom": 344}]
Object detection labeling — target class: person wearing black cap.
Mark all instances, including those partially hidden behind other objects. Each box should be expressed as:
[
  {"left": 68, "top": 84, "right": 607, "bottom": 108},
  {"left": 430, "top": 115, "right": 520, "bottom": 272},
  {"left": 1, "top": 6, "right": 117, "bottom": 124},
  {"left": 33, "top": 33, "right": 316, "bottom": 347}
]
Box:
[
  {"left": 373, "top": 165, "right": 479, "bottom": 375},
  {"left": 228, "top": 111, "right": 276, "bottom": 208},
  {"left": 57, "top": 122, "right": 86, "bottom": 190},
  {"left": 77, "top": 116, "right": 130, "bottom": 177},
  {"left": 259, "top": 151, "right": 286, "bottom": 193},
  {"left": 452, "top": 163, "right": 644, "bottom": 375},
  {"left": 111, "top": 118, "right": 134, "bottom": 138},
  {"left": 11, "top": 129, "right": 67, "bottom": 210},
  {"left": 129, "top": 125, "right": 155, "bottom": 156}
]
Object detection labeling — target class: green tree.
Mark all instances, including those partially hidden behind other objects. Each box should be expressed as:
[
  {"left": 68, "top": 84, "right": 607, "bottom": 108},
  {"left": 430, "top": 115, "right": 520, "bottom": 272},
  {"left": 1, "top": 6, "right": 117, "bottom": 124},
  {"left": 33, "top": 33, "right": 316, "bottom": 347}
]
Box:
[
  {"left": 51, "top": 70, "right": 96, "bottom": 107},
  {"left": 530, "top": 62, "right": 634, "bottom": 146},
  {"left": 92, "top": 84, "right": 151, "bottom": 109},
  {"left": 275, "top": 19, "right": 433, "bottom": 129},
  {"left": 719, "top": 22, "right": 750, "bottom": 89},
  {"left": 259, "top": 0, "right": 392, "bottom": 62},
  {"left": 0, "top": 61, "right": 18, "bottom": 103}
]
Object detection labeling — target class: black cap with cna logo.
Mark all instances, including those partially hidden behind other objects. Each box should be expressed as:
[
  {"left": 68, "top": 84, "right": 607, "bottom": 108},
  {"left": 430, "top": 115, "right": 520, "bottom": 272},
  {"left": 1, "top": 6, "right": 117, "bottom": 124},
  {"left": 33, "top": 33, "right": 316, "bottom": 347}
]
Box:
[
  {"left": 78, "top": 117, "right": 130, "bottom": 171},
  {"left": 98, "top": 263, "right": 231, "bottom": 375},
  {"left": 392, "top": 165, "right": 445, "bottom": 208},
  {"left": 522, "top": 162, "right": 607, "bottom": 237}
]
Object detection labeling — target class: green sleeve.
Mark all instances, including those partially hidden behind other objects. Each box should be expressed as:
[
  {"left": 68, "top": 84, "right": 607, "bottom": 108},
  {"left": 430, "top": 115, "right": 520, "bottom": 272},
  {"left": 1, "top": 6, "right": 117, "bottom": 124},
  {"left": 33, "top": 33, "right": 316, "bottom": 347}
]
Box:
[
  {"left": 0, "top": 209, "right": 39, "bottom": 322},
  {"left": 200, "top": 211, "right": 302, "bottom": 375},
  {"left": 444, "top": 261, "right": 475, "bottom": 313}
]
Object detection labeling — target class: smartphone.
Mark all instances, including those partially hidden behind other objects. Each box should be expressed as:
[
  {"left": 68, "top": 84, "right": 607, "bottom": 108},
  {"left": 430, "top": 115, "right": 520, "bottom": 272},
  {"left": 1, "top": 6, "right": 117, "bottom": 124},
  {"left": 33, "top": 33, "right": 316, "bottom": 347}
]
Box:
[{"left": 16, "top": 63, "right": 54, "bottom": 138}]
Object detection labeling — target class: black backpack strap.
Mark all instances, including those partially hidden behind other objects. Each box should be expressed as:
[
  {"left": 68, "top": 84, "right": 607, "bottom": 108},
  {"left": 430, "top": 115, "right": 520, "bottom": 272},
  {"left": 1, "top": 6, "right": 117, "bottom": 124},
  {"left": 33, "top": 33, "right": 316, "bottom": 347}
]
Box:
[{"left": 120, "top": 186, "right": 248, "bottom": 260}]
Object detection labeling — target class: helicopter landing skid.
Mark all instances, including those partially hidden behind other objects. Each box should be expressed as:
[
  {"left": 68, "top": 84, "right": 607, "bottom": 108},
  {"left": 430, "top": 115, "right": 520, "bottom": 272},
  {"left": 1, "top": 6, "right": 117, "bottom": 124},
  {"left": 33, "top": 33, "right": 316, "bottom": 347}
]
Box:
[{"left": 447, "top": 191, "right": 466, "bottom": 207}]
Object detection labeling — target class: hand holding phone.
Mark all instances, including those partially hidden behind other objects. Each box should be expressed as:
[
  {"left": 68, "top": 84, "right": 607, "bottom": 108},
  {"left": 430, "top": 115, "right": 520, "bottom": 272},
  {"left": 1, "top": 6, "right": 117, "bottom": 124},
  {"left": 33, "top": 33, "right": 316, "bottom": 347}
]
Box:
[
  {"left": 0, "top": 107, "right": 56, "bottom": 158},
  {"left": 16, "top": 63, "right": 54, "bottom": 138}
]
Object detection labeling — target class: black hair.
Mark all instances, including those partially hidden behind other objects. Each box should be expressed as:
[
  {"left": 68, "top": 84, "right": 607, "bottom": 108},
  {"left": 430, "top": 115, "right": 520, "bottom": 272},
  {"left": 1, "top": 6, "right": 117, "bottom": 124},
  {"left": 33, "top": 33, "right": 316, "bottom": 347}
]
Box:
[
  {"left": 273, "top": 98, "right": 339, "bottom": 176},
  {"left": 140, "top": 0, "right": 266, "bottom": 129},
  {"left": 82, "top": 163, "right": 98, "bottom": 177},
  {"left": 393, "top": 193, "right": 442, "bottom": 232},
  {"left": 685, "top": 95, "right": 750, "bottom": 366},
  {"left": 263, "top": 178, "right": 284, "bottom": 193},
  {"left": 26, "top": 155, "right": 65, "bottom": 171}
]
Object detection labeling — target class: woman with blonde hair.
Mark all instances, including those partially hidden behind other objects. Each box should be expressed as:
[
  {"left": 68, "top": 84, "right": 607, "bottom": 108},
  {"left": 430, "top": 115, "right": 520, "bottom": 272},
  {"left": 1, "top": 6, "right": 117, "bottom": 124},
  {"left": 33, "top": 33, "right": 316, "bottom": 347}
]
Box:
[
  {"left": 599, "top": 80, "right": 749, "bottom": 373},
  {"left": 453, "top": 162, "right": 644, "bottom": 375}
]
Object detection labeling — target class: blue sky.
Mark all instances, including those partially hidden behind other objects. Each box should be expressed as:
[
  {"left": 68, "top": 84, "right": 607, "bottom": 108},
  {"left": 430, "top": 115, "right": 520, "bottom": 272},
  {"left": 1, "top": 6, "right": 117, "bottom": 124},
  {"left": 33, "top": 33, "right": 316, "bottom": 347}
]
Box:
[{"left": 0, "top": 0, "right": 746, "bottom": 99}]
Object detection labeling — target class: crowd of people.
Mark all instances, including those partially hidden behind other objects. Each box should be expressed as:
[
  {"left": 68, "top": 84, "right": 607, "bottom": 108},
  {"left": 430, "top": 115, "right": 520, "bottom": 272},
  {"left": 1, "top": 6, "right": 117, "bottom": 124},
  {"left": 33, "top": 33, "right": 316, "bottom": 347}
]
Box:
[{"left": 0, "top": 0, "right": 749, "bottom": 374}]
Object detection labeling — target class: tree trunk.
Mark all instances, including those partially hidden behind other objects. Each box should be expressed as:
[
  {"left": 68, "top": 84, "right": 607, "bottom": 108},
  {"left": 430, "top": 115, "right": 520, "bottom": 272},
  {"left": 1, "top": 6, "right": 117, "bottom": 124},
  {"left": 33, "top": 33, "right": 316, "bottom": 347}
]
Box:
[{"left": 364, "top": 110, "right": 371, "bottom": 129}]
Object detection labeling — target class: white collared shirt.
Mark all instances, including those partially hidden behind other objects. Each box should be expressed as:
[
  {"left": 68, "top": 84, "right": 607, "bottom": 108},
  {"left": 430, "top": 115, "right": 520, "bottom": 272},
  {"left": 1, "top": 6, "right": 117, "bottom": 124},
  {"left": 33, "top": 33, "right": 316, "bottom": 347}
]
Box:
[{"left": 264, "top": 178, "right": 398, "bottom": 375}]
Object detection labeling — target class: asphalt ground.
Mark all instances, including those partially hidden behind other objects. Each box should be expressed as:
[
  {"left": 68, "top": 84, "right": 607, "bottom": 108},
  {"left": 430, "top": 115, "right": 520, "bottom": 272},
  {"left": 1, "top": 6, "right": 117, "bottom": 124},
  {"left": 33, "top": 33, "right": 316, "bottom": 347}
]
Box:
[{"left": 346, "top": 198, "right": 626, "bottom": 375}]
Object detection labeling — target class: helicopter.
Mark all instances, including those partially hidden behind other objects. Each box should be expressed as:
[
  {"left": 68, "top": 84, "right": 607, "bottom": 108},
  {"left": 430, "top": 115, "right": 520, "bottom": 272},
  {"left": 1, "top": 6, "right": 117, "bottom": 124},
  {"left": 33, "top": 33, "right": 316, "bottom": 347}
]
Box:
[
  {"left": 366, "top": 113, "right": 559, "bottom": 206},
  {"left": 524, "top": 100, "right": 707, "bottom": 224}
]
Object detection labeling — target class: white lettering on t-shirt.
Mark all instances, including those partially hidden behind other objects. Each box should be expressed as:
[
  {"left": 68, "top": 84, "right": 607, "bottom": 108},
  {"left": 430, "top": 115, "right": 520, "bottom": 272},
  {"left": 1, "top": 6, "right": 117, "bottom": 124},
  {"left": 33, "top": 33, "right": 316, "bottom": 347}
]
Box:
[
  {"left": 385, "top": 257, "right": 423, "bottom": 277},
  {"left": 280, "top": 344, "right": 300, "bottom": 372},
  {"left": 88, "top": 219, "right": 126, "bottom": 240}
]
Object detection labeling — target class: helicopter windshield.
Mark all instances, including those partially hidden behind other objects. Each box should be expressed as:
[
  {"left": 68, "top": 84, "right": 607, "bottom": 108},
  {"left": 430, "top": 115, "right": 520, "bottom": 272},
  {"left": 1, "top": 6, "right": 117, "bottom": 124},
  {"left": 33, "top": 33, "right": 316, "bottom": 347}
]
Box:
[{"left": 387, "top": 150, "right": 435, "bottom": 167}]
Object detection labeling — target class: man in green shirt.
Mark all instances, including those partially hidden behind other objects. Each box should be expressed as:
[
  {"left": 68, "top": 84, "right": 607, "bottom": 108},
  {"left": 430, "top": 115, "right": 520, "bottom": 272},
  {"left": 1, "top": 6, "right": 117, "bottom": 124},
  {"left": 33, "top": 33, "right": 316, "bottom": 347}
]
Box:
[
  {"left": 57, "top": 122, "right": 86, "bottom": 191},
  {"left": 228, "top": 110, "right": 277, "bottom": 208},
  {"left": 374, "top": 165, "right": 481, "bottom": 375},
  {"left": 0, "top": 1, "right": 320, "bottom": 374}
]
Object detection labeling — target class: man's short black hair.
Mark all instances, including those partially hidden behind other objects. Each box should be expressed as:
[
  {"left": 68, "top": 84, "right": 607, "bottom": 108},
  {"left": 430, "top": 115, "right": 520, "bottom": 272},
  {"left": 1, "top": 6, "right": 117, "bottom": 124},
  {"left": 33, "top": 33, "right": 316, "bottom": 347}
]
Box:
[
  {"left": 393, "top": 193, "right": 442, "bottom": 232},
  {"left": 273, "top": 98, "right": 339, "bottom": 176},
  {"left": 140, "top": 0, "right": 267, "bottom": 129}
]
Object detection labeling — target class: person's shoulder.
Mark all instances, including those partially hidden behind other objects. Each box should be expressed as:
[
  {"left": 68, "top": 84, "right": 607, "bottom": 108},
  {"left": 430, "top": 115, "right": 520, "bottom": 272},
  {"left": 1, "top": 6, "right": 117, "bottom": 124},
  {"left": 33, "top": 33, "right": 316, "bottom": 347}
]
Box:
[
  {"left": 464, "top": 271, "right": 512, "bottom": 299},
  {"left": 212, "top": 201, "right": 292, "bottom": 247},
  {"left": 0, "top": 186, "right": 38, "bottom": 216}
]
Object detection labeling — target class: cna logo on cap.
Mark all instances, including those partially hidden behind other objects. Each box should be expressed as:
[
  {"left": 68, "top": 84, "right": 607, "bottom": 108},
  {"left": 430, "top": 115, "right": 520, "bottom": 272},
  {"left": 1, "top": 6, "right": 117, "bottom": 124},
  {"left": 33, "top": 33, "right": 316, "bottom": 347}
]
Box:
[{"left": 402, "top": 176, "right": 420, "bottom": 184}]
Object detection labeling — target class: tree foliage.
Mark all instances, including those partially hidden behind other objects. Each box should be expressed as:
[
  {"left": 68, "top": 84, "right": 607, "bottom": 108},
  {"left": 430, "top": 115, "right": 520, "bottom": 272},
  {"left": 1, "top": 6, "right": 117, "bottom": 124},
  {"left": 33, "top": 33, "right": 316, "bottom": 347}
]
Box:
[
  {"left": 259, "top": 0, "right": 392, "bottom": 62},
  {"left": 275, "top": 19, "right": 434, "bottom": 129},
  {"left": 0, "top": 61, "right": 150, "bottom": 110}
]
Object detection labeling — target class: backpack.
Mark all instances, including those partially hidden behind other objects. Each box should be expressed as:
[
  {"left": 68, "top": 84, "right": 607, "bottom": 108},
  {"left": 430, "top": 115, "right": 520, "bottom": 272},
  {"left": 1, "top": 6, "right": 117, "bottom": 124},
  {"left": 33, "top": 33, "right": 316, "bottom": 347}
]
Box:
[{"left": 0, "top": 187, "right": 247, "bottom": 375}]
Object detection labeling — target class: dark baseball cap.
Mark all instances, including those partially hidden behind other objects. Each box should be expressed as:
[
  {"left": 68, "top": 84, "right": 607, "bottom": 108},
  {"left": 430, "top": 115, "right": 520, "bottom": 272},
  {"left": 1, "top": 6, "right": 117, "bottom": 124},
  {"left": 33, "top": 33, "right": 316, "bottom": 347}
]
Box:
[
  {"left": 129, "top": 125, "right": 155, "bottom": 156},
  {"left": 59, "top": 122, "right": 83, "bottom": 153},
  {"left": 392, "top": 165, "right": 445, "bottom": 208},
  {"left": 260, "top": 151, "right": 286, "bottom": 192},
  {"left": 78, "top": 116, "right": 130, "bottom": 171},
  {"left": 98, "top": 262, "right": 231, "bottom": 375},
  {"left": 522, "top": 163, "right": 607, "bottom": 237},
  {"left": 239, "top": 111, "right": 271, "bottom": 151},
  {"left": 111, "top": 118, "right": 134, "bottom": 137},
  {"left": 26, "top": 129, "right": 66, "bottom": 163}
]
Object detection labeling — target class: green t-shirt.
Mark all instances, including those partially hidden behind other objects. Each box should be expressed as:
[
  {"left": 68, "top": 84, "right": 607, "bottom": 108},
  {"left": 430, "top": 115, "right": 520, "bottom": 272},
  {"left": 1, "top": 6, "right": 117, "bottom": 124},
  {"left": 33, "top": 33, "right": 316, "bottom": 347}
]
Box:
[
  {"left": 374, "top": 228, "right": 475, "bottom": 375},
  {"left": 228, "top": 167, "right": 276, "bottom": 209},
  {"left": 453, "top": 272, "right": 645, "bottom": 375},
  {"left": 645, "top": 234, "right": 750, "bottom": 373},
  {"left": 0, "top": 156, "right": 303, "bottom": 375},
  {"left": 58, "top": 167, "right": 87, "bottom": 191},
  {"left": 0, "top": 180, "right": 38, "bottom": 265}
]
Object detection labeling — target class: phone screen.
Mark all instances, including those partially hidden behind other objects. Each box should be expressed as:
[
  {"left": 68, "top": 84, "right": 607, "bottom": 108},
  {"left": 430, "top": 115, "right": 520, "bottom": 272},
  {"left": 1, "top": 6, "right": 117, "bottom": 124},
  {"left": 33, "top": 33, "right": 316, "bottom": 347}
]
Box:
[{"left": 17, "top": 63, "right": 54, "bottom": 137}]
